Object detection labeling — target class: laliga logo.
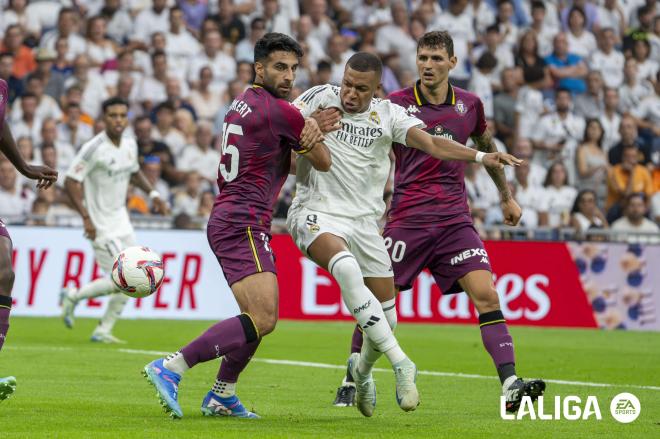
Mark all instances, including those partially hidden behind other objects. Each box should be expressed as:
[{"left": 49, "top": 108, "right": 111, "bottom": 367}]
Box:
[{"left": 500, "top": 392, "right": 640, "bottom": 422}]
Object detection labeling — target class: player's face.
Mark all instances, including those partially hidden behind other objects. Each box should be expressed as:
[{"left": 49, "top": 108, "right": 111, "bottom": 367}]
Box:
[
  {"left": 256, "top": 51, "right": 299, "bottom": 99},
  {"left": 103, "top": 104, "right": 129, "bottom": 139},
  {"left": 416, "top": 46, "right": 456, "bottom": 90},
  {"left": 340, "top": 67, "right": 380, "bottom": 113}
]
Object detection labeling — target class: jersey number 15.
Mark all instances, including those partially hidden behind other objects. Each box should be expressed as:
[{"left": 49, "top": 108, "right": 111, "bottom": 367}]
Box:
[{"left": 219, "top": 122, "right": 242, "bottom": 182}]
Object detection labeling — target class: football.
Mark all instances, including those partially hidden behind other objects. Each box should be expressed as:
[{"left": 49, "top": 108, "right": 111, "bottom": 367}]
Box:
[{"left": 111, "top": 246, "right": 164, "bottom": 298}]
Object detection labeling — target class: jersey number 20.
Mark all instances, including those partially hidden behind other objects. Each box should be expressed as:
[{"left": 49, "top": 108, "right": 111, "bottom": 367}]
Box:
[{"left": 219, "top": 122, "right": 242, "bottom": 182}]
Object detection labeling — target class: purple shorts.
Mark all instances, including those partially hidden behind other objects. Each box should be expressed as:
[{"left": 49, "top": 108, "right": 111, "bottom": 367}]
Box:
[
  {"left": 207, "top": 220, "right": 275, "bottom": 286},
  {"left": 383, "top": 222, "right": 491, "bottom": 294},
  {"left": 0, "top": 219, "right": 10, "bottom": 241}
]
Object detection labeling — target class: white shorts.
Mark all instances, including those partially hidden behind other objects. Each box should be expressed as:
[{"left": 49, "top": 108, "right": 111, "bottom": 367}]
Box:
[
  {"left": 91, "top": 234, "right": 137, "bottom": 274},
  {"left": 287, "top": 206, "right": 392, "bottom": 278}
]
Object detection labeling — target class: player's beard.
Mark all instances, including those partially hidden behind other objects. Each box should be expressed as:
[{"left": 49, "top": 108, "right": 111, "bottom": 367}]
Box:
[{"left": 262, "top": 77, "right": 292, "bottom": 99}]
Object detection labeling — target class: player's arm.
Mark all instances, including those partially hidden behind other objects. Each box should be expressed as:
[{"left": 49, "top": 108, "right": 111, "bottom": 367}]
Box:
[
  {"left": 130, "top": 171, "right": 170, "bottom": 215},
  {"left": 64, "top": 177, "right": 96, "bottom": 240},
  {"left": 0, "top": 121, "right": 57, "bottom": 189},
  {"left": 471, "top": 130, "right": 522, "bottom": 226},
  {"left": 405, "top": 127, "right": 522, "bottom": 169},
  {"left": 294, "top": 117, "right": 331, "bottom": 172}
]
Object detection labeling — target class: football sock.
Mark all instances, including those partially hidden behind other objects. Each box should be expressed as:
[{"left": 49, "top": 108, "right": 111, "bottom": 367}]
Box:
[
  {"left": 180, "top": 313, "right": 259, "bottom": 368},
  {"left": 328, "top": 251, "right": 405, "bottom": 372},
  {"left": 163, "top": 351, "right": 189, "bottom": 375},
  {"left": 382, "top": 298, "right": 397, "bottom": 331},
  {"left": 345, "top": 325, "right": 363, "bottom": 383},
  {"left": 212, "top": 379, "right": 236, "bottom": 398},
  {"left": 479, "top": 310, "right": 517, "bottom": 384},
  {"left": 95, "top": 293, "right": 128, "bottom": 335},
  {"left": 73, "top": 278, "right": 121, "bottom": 301},
  {"left": 0, "top": 295, "right": 11, "bottom": 352},
  {"left": 217, "top": 339, "right": 261, "bottom": 383},
  {"left": 357, "top": 298, "right": 400, "bottom": 375}
]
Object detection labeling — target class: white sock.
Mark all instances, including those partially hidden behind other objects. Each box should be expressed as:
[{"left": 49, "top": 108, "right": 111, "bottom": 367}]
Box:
[
  {"left": 329, "top": 251, "right": 405, "bottom": 371},
  {"left": 381, "top": 298, "right": 397, "bottom": 331},
  {"left": 94, "top": 292, "right": 128, "bottom": 335},
  {"left": 358, "top": 298, "right": 399, "bottom": 374},
  {"left": 212, "top": 379, "right": 236, "bottom": 398},
  {"left": 163, "top": 351, "right": 190, "bottom": 375},
  {"left": 73, "top": 278, "right": 121, "bottom": 301}
]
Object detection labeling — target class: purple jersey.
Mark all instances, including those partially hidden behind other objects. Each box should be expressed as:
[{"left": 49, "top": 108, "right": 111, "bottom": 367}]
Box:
[
  {"left": 0, "top": 79, "right": 7, "bottom": 123},
  {"left": 213, "top": 85, "right": 305, "bottom": 227},
  {"left": 386, "top": 82, "right": 487, "bottom": 227}
]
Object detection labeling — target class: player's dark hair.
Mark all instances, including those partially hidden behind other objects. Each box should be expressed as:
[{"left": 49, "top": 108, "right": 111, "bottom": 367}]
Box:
[
  {"left": 102, "top": 96, "right": 129, "bottom": 113},
  {"left": 254, "top": 32, "right": 303, "bottom": 64},
  {"left": 345, "top": 52, "right": 382, "bottom": 75},
  {"left": 476, "top": 53, "right": 497, "bottom": 71},
  {"left": 523, "top": 65, "right": 545, "bottom": 83},
  {"left": 417, "top": 31, "right": 454, "bottom": 57}
]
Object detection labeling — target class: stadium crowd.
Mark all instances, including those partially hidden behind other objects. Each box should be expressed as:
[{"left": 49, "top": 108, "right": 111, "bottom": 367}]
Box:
[{"left": 0, "top": 0, "right": 658, "bottom": 241}]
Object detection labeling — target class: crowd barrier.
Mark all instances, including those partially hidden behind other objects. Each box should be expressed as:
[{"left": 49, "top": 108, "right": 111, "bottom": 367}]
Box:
[{"left": 7, "top": 227, "right": 659, "bottom": 331}]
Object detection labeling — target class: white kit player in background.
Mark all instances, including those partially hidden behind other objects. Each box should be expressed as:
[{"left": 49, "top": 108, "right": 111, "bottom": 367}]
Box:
[
  {"left": 287, "top": 53, "right": 519, "bottom": 417},
  {"left": 60, "top": 97, "right": 169, "bottom": 343}
]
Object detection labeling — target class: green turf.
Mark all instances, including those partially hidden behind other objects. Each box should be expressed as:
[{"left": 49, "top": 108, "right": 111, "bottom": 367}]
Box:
[{"left": 1, "top": 317, "right": 659, "bottom": 438}]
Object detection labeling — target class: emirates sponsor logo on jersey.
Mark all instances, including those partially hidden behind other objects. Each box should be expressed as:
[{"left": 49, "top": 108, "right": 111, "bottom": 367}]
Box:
[{"left": 335, "top": 121, "right": 384, "bottom": 148}]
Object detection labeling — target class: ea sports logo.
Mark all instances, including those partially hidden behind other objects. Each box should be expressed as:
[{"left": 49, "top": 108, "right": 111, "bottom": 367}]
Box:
[{"left": 610, "top": 393, "right": 640, "bottom": 423}]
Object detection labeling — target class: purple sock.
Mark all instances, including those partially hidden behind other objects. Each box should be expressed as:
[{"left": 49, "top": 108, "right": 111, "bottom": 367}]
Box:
[
  {"left": 180, "top": 314, "right": 259, "bottom": 368},
  {"left": 350, "top": 325, "right": 363, "bottom": 354},
  {"left": 479, "top": 310, "right": 516, "bottom": 383},
  {"left": 0, "top": 296, "right": 11, "bottom": 352},
  {"left": 217, "top": 339, "right": 261, "bottom": 383}
]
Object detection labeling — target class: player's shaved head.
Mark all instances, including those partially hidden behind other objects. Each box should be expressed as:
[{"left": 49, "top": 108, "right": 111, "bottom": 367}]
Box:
[
  {"left": 417, "top": 31, "right": 454, "bottom": 57},
  {"left": 345, "top": 52, "right": 382, "bottom": 77}
]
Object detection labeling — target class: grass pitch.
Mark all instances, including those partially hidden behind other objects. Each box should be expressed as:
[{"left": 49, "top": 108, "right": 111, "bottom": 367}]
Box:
[{"left": 1, "top": 317, "right": 659, "bottom": 438}]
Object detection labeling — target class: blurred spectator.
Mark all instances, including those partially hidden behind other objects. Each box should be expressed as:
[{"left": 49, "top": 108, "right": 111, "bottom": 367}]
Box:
[
  {"left": 236, "top": 18, "right": 267, "bottom": 63},
  {"left": 511, "top": 161, "right": 547, "bottom": 228},
  {"left": 492, "top": 67, "right": 518, "bottom": 146},
  {"left": 546, "top": 32, "right": 588, "bottom": 94},
  {"left": 11, "top": 92, "right": 42, "bottom": 144},
  {"left": 618, "top": 57, "right": 653, "bottom": 114},
  {"left": 565, "top": 6, "right": 597, "bottom": 59},
  {"left": 611, "top": 193, "right": 660, "bottom": 242},
  {"left": 631, "top": 38, "right": 658, "bottom": 84},
  {"left": 465, "top": 161, "right": 500, "bottom": 225},
  {"left": 152, "top": 102, "right": 186, "bottom": 158},
  {"left": 103, "top": 49, "right": 143, "bottom": 96},
  {"left": 327, "top": 33, "right": 354, "bottom": 85},
  {"left": 11, "top": 74, "right": 62, "bottom": 123},
  {"left": 308, "top": 0, "right": 335, "bottom": 48},
  {"left": 99, "top": 0, "right": 133, "bottom": 45},
  {"left": 262, "top": 0, "right": 290, "bottom": 37},
  {"left": 596, "top": 0, "right": 626, "bottom": 43},
  {"left": 528, "top": 1, "right": 555, "bottom": 57},
  {"left": 623, "top": 4, "right": 655, "bottom": 55},
  {"left": 39, "top": 8, "right": 87, "bottom": 61},
  {"left": 172, "top": 171, "right": 202, "bottom": 216},
  {"left": 542, "top": 162, "right": 578, "bottom": 227},
  {"left": 198, "top": 190, "right": 215, "bottom": 218},
  {"left": 138, "top": 155, "right": 171, "bottom": 212},
  {"left": 0, "top": 52, "right": 23, "bottom": 104},
  {"left": 165, "top": 6, "right": 201, "bottom": 76},
  {"left": 507, "top": 138, "right": 547, "bottom": 186},
  {"left": 514, "top": 29, "right": 545, "bottom": 78},
  {"left": 178, "top": 122, "right": 221, "bottom": 186},
  {"left": 52, "top": 36, "right": 73, "bottom": 76},
  {"left": 570, "top": 189, "right": 608, "bottom": 235},
  {"left": 375, "top": 2, "right": 417, "bottom": 74},
  {"left": 515, "top": 65, "right": 546, "bottom": 140},
  {"left": 473, "top": 24, "right": 514, "bottom": 90},
  {"left": 576, "top": 118, "right": 609, "bottom": 206},
  {"left": 599, "top": 88, "right": 622, "bottom": 152},
  {"left": 560, "top": 0, "right": 599, "bottom": 32},
  {"left": 573, "top": 70, "right": 604, "bottom": 120},
  {"left": 188, "top": 30, "right": 237, "bottom": 87},
  {"left": 213, "top": 80, "right": 247, "bottom": 135},
  {"left": 33, "top": 48, "right": 66, "bottom": 101},
  {"left": 134, "top": 115, "right": 182, "bottom": 186},
  {"left": 431, "top": 0, "right": 475, "bottom": 88},
  {"left": 0, "top": 159, "right": 34, "bottom": 219},
  {"left": 296, "top": 15, "right": 327, "bottom": 69},
  {"left": 0, "top": 24, "right": 36, "bottom": 78},
  {"left": 64, "top": 54, "right": 109, "bottom": 119},
  {"left": 469, "top": 53, "right": 496, "bottom": 118},
  {"left": 57, "top": 102, "right": 94, "bottom": 149},
  {"left": 137, "top": 49, "right": 169, "bottom": 111},
  {"left": 468, "top": 0, "right": 496, "bottom": 36},
  {"left": 0, "top": 0, "right": 42, "bottom": 41},
  {"left": 630, "top": 72, "right": 660, "bottom": 143},
  {"left": 39, "top": 118, "right": 75, "bottom": 178},
  {"left": 179, "top": 0, "right": 209, "bottom": 34},
  {"left": 530, "top": 88, "right": 585, "bottom": 181},
  {"left": 163, "top": 77, "right": 195, "bottom": 118},
  {"left": 606, "top": 144, "right": 654, "bottom": 222},
  {"left": 85, "top": 15, "right": 117, "bottom": 70},
  {"left": 174, "top": 108, "right": 197, "bottom": 145},
  {"left": 589, "top": 28, "right": 624, "bottom": 89},
  {"left": 494, "top": 0, "right": 519, "bottom": 49},
  {"left": 131, "top": 0, "right": 170, "bottom": 47},
  {"left": 189, "top": 66, "right": 225, "bottom": 123},
  {"left": 608, "top": 114, "right": 651, "bottom": 166},
  {"left": 16, "top": 136, "right": 35, "bottom": 165}
]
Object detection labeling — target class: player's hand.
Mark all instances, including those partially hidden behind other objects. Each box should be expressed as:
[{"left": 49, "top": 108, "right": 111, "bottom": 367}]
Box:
[
  {"left": 152, "top": 197, "right": 170, "bottom": 216},
  {"left": 21, "top": 164, "right": 58, "bottom": 189},
  {"left": 501, "top": 198, "right": 522, "bottom": 226},
  {"left": 482, "top": 152, "right": 523, "bottom": 170},
  {"left": 311, "top": 108, "right": 342, "bottom": 133},
  {"left": 300, "top": 117, "right": 325, "bottom": 149},
  {"left": 83, "top": 216, "right": 96, "bottom": 241}
]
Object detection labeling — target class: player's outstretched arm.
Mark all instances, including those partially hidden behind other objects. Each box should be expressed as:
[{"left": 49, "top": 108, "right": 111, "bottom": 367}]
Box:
[
  {"left": 130, "top": 171, "right": 171, "bottom": 215},
  {"left": 0, "top": 122, "right": 57, "bottom": 189},
  {"left": 405, "top": 127, "right": 522, "bottom": 169},
  {"left": 296, "top": 118, "right": 331, "bottom": 172},
  {"left": 471, "top": 131, "right": 522, "bottom": 226},
  {"left": 64, "top": 177, "right": 96, "bottom": 240}
]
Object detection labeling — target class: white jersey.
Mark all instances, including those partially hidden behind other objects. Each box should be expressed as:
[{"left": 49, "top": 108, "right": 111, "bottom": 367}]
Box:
[
  {"left": 66, "top": 131, "right": 140, "bottom": 241},
  {"left": 292, "top": 85, "right": 424, "bottom": 219}
]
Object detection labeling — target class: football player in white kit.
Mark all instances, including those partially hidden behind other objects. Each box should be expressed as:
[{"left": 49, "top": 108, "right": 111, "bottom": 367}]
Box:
[
  {"left": 287, "top": 53, "right": 520, "bottom": 417},
  {"left": 61, "top": 97, "right": 169, "bottom": 343}
]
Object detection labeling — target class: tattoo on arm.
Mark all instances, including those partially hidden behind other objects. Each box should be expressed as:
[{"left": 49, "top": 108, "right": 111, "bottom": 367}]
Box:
[{"left": 472, "top": 131, "right": 512, "bottom": 201}]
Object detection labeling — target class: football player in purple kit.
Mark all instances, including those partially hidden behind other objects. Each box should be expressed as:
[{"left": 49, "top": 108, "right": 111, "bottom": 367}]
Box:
[
  {"left": 142, "top": 33, "right": 331, "bottom": 419},
  {"left": 332, "top": 32, "right": 545, "bottom": 413},
  {"left": 0, "top": 78, "right": 58, "bottom": 401}
]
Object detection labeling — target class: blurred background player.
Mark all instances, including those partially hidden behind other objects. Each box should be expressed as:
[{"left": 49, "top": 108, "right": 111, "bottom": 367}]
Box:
[
  {"left": 0, "top": 78, "right": 58, "bottom": 401},
  {"left": 60, "top": 97, "right": 169, "bottom": 343},
  {"left": 142, "top": 33, "right": 330, "bottom": 420},
  {"left": 332, "top": 32, "right": 545, "bottom": 413},
  {"left": 289, "top": 52, "right": 520, "bottom": 417}
]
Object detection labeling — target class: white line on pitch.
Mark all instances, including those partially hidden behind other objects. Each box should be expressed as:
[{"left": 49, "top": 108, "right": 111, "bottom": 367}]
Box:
[{"left": 7, "top": 345, "right": 660, "bottom": 392}]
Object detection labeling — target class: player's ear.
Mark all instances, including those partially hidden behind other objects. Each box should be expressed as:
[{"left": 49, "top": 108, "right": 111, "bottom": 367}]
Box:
[
  {"left": 449, "top": 56, "right": 458, "bottom": 70},
  {"left": 254, "top": 61, "right": 265, "bottom": 79}
]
